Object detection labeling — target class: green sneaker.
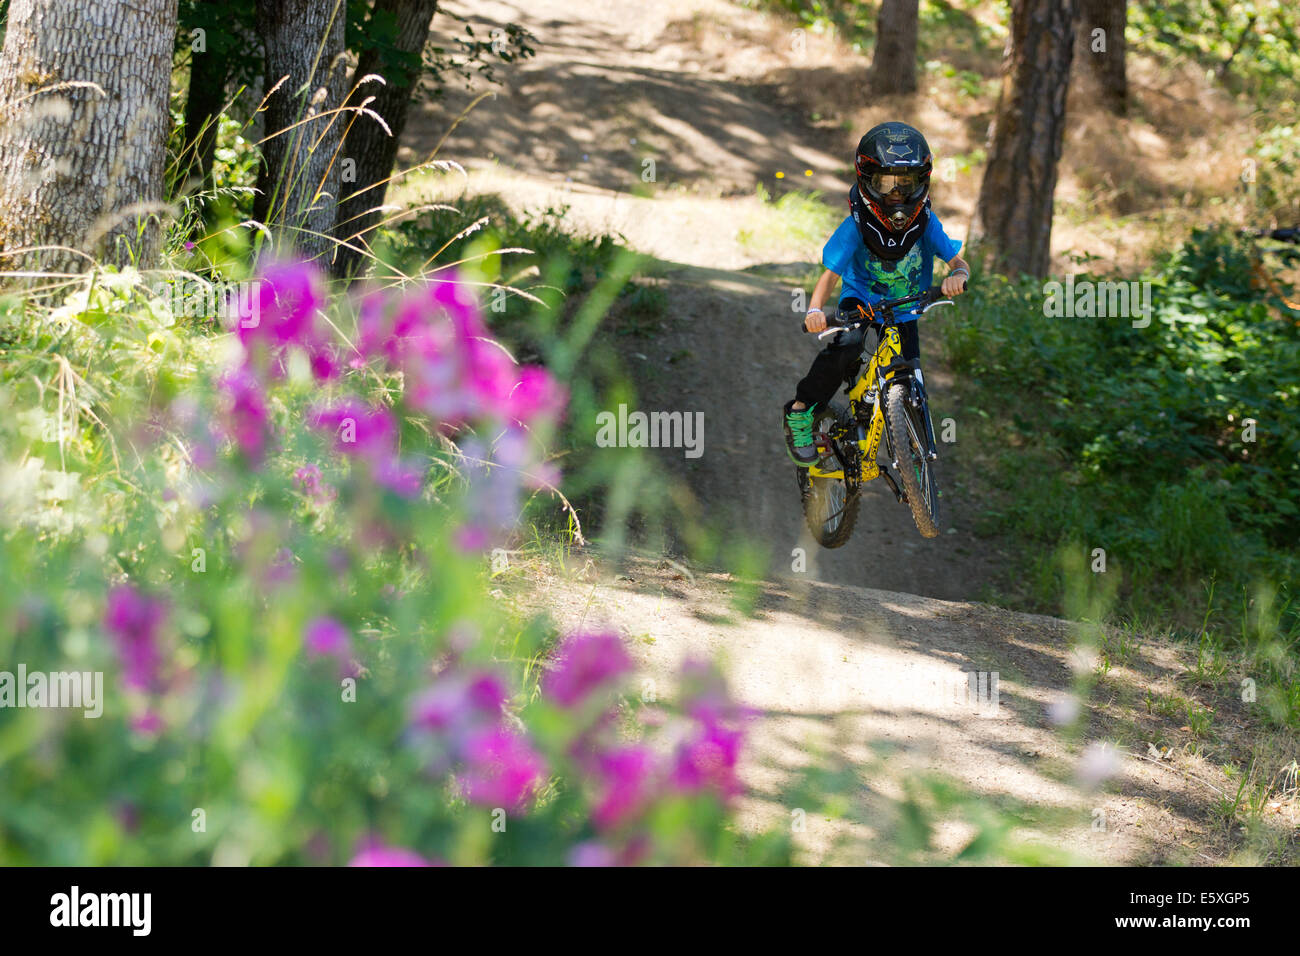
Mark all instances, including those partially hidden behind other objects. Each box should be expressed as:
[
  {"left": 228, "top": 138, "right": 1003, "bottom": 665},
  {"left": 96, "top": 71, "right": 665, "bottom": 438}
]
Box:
[{"left": 783, "top": 401, "right": 819, "bottom": 467}]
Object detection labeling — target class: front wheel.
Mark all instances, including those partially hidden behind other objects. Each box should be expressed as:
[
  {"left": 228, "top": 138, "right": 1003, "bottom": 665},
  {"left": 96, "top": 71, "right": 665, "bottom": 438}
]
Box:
[
  {"left": 796, "top": 400, "right": 860, "bottom": 549},
  {"left": 886, "top": 382, "right": 941, "bottom": 538}
]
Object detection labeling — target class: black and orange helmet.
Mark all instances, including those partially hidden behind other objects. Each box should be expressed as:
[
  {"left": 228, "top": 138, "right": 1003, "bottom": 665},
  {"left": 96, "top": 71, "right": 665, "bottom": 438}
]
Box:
[{"left": 854, "top": 122, "right": 933, "bottom": 234}]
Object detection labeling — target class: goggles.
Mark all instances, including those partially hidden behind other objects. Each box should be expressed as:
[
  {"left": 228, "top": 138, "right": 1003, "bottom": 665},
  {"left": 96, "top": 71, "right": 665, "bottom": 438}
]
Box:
[{"left": 864, "top": 171, "right": 922, "bottom": 196}]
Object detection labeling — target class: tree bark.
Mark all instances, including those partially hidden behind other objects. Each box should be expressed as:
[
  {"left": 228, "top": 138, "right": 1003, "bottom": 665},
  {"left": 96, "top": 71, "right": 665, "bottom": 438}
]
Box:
[
  {"left": 332, "top": 0, "right": 439, "bottom": 280},
  {"left": 0, "top": 0, "right": 179, "bottom": 276},
  {"left": 869, "top": 0, "right": 919, "bottom": 96},
  {"left": 972, "top": 0, "right": 1079, "bottom": 278},
  {"left": 253, "top": 0, "right": 350, "bottom": 263},
  {"left": 1074, "top": 0, "right": 1127, "bottom": 115}
]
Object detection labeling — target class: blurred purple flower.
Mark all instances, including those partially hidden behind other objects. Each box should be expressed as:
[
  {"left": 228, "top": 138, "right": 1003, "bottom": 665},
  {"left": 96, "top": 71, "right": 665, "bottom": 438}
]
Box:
[
  {"left": 459, "top": 726, "right": 547, "bottom": 811},
  {"left": 308, "top": 400, "right": 423, "bottom": 498},
  {"left": 569, "top": 841, "right": 618, "bottom": 867},
  {"left": 310, "top": 400, "right": 397, "bottom": 457},
  {"left": 506, "top": 366, "right": 567, "bottom": 425},
  {"left": 544, "top": 631, "right": 632, "bottom": 709},
  {"left": 129, "top": 709, "right": 165, "bottom": 736},
  {"left": 103, "top": 585, "right": 167, "bottom": 692},
  {"left": 673, "top": 720, "right": 744, "bottom": 800},
  {"left": 592, "top": 745, "right": 657, "bottom": 830},
  {"left": 233, "top": 261, "right": 338, "bottom": 382},
  {"left": 238, "top": 260, "right": 324, "bottom": 350},
  {"left": 293, "top": 464, "right": 337, "bottom": 505},
  {"left": 216, "top": 365, "right": 271, "bottom": 465},
  {"left": 304, "top": 616, "right": 352, "bottom": 669},
  {"left": 410, "top": 671, "right": 506, "bottom": 738},
  {"left": 348, "top": 843, "right": 432, "bottom": 867}
]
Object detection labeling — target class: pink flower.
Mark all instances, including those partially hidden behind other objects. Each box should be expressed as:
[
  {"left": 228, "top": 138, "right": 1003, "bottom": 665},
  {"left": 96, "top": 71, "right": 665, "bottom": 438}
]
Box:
[
  {"left": 216, "top": 365, "right": 271, "bottom": 464},
  {"left": 410, "top": 671, "right": 506, "bottom": 738},
  {"left": 103, "top": 585, "right": 167, "bottom": 692},
  {"left": 293, "top": 464, "right": 337, "bottom": 505},
  {"left": 673, "top": 721, "right": 744, "bottom": 799},
  {"left": 308, "top": 400, "right": 423, "bottom": 498},
  {"left": 130, "top": 709, "right": 165, "bottom": 736},
  {"left": 348, "top": 843, "right": 432, "bottom": 867},
  {"left": 544, "top": 632, "right": 632, "bottom": 708},
  {"left": 237, "top": 260, "right": 324, "bottom": 350},
  {"left": 592, "top": 746, "right": 657, "bottom": 830},
  {"left": 505, "top": 366, "right": 567, "bottom": 425},
  {"left": 460, "top": 727, "right": 547, "bottom": 811},
  {"left": 303, "top": 616, "right": 354, "bottom": 674},
  {"left": 309, "top": 400, "right": 397, "bottom": 457},
  {"left": 569, "top": 841, "right": 618, "bottom": 867}
]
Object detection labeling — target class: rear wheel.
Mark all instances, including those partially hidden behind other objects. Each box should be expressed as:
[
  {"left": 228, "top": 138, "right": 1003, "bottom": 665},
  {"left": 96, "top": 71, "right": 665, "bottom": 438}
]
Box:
[
  {"left": 886, "top": 382, "right": 941, "bottom": 538},
  {"left": 796, "top": 400, "right": 860, "bottom": 548}
]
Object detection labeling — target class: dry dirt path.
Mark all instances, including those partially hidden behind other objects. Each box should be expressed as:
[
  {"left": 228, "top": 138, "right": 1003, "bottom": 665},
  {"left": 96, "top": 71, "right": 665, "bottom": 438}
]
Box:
[{"left": 406, "top": 0, "right": 1255, "bottom": 864}]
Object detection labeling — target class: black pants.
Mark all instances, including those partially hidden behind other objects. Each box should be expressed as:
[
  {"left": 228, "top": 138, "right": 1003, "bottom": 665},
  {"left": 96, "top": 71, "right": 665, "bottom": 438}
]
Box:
[{"left": 794, "top": 297, "right": 921, "bottom": 410}]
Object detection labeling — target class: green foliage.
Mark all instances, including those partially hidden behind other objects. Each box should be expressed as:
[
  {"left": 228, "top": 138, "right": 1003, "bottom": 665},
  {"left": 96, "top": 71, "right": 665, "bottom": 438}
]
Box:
[
  {"left": 943, "top": 228, "right": 1299, "bottom": 654},
  {"left": 1130, "top": 0, "right": 1300, "bottom": 103}
]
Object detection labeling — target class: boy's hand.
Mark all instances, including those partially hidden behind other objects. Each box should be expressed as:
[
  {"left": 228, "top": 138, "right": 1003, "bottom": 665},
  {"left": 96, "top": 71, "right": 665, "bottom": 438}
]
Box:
[
  {"left": 941, "top": 271, "right": 969, "bottom": 297},
  {"left": 942, "top": 256, "right": 970, "bottom": 297},
  {"left": 804, "top": 309, "right": 828, "bottom": 333}
]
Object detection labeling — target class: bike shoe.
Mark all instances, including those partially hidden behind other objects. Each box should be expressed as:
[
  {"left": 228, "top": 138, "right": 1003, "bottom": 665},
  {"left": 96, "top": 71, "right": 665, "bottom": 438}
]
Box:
[{"left": 783, "top": 401, "right": 819, "bottom": 467}]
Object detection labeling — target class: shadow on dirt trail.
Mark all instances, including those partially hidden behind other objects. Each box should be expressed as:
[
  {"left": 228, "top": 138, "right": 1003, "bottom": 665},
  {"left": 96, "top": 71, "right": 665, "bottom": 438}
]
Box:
[{"left": 537, "top": 559, "right": 1237, "bottom": 865}]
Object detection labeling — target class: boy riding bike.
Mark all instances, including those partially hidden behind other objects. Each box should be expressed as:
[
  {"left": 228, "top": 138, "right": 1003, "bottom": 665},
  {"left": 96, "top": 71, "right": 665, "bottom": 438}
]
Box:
[{"left": 784, "top": 121, "right": 970, "bottom": 466}]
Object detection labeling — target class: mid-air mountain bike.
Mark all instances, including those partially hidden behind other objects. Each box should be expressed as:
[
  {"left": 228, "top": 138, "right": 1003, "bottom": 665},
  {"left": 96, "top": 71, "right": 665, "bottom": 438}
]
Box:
[{"left": 795, "top": 284, "right": 961, "bottom": 547}]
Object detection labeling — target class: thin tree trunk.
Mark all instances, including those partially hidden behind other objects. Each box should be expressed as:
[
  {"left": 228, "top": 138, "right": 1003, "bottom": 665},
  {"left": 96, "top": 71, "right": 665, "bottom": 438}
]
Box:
[
  {"left": 1075, "top": 0, "right": 1127, "bottom": 115},
  {"left": 972, "top": 0, "right": 1079, "bottom": 278},
  {"left": 253, "top": 0, "right": 349, "bottom": 263},
  {"left": 181, "top": 40, "right": 230, "bottom": 195},
  {"left": 869, "top": 0, "right": 919, "bottom": 95},
  {"left": 333, "top": 0, "right": 439, "bottom": 280},
  {"left": 0, "top": 0, "right": 179, "bottom": 276}
]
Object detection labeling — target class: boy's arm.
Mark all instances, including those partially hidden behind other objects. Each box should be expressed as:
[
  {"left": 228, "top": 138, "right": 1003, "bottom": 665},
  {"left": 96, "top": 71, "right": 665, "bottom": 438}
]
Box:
[
  {"left": 805, "top": 269, "right": 840, "bottom": 332},
  {"left": 941, "top": 255, "right": 970, "bottom": 297}
]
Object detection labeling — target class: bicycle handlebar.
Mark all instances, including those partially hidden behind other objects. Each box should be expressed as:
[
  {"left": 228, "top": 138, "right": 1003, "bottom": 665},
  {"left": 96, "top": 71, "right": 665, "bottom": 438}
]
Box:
[{"left": 801, "top": 279, "right": 966, "bottom": 334}]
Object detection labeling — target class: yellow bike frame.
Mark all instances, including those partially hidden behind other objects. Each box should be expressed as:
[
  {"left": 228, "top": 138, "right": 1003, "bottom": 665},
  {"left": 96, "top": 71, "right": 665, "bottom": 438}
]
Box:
[{"left": 807, "top": 324, "right": 905, "bottom": 482}]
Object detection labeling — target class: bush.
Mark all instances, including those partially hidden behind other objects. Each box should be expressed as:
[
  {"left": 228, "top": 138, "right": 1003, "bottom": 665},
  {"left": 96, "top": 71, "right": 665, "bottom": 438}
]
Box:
[{"left": 943, "top": 228, "right": 1300, "bottom": 624}]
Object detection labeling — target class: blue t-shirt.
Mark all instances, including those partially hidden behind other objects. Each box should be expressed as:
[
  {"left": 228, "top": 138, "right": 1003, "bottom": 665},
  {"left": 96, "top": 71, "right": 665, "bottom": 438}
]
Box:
[{"left": 822, "top": 212, "right": 962, "bottom": 322}]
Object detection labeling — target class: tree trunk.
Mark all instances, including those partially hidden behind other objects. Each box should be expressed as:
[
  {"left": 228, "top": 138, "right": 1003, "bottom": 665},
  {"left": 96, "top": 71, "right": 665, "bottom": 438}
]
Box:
[
  {"left": 253, "top": 0, "right": 350, "bottom": 264},
  {"left": 972, "top": 0, "right": 1079, "bottom": 278},
  {"left": 0, "top": 0, "right": 179, "bottom": 276},
  {"left": 869, "top": 0, "right": 919, "bottom": 95},
  {"left": 181, "top": 37, "right": 230, "bottom": 196},
  {"left": 1074, "top": 0, "right": 1127, "bottom": 115},
  {"left": 332, "top": 0, "right": 439, "bottom": 280}
]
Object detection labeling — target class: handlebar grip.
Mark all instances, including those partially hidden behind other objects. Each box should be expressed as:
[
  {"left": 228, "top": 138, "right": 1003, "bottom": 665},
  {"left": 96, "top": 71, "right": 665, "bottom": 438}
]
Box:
[{"left": 802, "top": 314, "right": 842, "bottom": 333}]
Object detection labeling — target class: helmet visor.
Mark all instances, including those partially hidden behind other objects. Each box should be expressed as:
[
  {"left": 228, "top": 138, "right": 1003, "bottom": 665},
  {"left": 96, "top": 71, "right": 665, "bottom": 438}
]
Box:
[{"left": 865, "top": 170, "right": 922, "bottom": 197}]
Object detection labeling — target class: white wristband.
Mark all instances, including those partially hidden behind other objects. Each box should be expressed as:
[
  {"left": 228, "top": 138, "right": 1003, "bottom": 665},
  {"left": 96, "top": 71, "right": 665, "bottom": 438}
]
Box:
[{"left": 806, "top": 308, "right": 825, "bottom": 315}]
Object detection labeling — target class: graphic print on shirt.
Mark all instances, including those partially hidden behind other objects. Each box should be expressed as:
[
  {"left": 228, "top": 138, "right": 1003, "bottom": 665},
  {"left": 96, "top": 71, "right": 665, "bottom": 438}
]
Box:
[{"left": 864, "top": 243, "right": 923, "bottom": 300}]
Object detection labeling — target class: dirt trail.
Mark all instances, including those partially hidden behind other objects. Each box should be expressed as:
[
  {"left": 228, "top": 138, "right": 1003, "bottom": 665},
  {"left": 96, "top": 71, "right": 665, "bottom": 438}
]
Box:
[
  {"left": 409, "top": 1, "right": 1270, "bottom": 863},
  {"left": 535, "top": 557, "right": 1242, "bottom": 865}
]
